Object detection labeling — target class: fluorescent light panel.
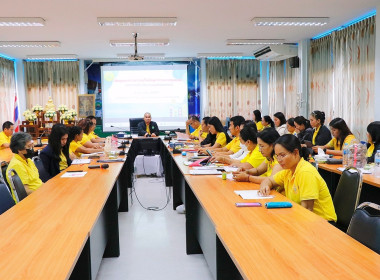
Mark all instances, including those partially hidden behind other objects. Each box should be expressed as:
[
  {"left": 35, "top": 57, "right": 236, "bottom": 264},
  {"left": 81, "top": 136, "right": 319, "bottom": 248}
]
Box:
[
  {"left": 117, "top": 53, "right": 165, "bottom": 59},
  {"left": 110, "top": 39, "right": 169, "bottom": 47},
  {"left": 252, "top": 17, "right": 329, "bottom": 26},
  {"left": 227, "top": 39, "right": 285, "bottom": 45},
  {"left": 98, "top": 17, "right": 177, "bottom": 26},
  {"left": 197, "top": 53, "right": 244, "bottom": 58},
  {"left": 0, "top": 17, "right": 45, "bottom": 27},
  {"left": 0, "top": 41, "right": 60, "bottom": 48},
  {"left": 26, "top": 54, "right": 77, "bottom": 60}
]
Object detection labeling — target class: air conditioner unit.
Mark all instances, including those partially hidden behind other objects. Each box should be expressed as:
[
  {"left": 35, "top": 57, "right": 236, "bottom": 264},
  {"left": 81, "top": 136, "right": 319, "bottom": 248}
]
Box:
[{"left": 253, "top": 45, "right": 298, "bottom": 61}]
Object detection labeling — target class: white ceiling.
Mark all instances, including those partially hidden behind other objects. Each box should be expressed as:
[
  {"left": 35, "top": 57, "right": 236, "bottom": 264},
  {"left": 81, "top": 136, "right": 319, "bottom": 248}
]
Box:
[{"left": 0, "top": 0, "right": 377, "bottom": 60}]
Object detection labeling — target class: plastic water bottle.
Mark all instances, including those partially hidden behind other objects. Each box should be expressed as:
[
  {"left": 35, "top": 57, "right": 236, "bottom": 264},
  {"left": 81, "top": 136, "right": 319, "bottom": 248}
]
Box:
[
  {"left": 374, "top": 150, "right": 380, "bottom": 178},
  {"left": 342, "top": 143, "right": 349, "bottom": 168}
]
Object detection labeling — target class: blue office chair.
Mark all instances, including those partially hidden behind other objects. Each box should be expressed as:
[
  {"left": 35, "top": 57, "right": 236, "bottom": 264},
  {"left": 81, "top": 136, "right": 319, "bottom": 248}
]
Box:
[
  {"left": 347, "top": 202, "right": 380, "bottom": 254},
  {"left": 7, "top": 169, "right": 28, "bottom": 202},
  {"left": 32, "top": 156, "right": 50, "bottom": 183},
  {"left": 0, "top": 177, "right": 15, "bottom": 214}
]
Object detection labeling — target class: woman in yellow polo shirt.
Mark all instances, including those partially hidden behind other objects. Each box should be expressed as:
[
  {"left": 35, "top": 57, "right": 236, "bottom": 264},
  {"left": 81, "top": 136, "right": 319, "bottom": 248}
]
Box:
[
  {"left": 253, "top": 110, "right": 264, "bottom": 132},
  {"left": 212, "top": 125, "right": 265, "bottom": 170},
  {"left": 201, "top": 116, "right": 231, "bottom": 149},
  {"left": 77, "top": 119, "right": 103, "bottom": 149},
  {"left": 261, "top": 115, "right": 275, "bottom": 129},
  {"left": 260, "top": 134, "right": 337, "bottom": 222},
  {"left": 309, "top": 110, "right": 332, "bottom": 147},
  {"left": 6, "top": 132, "right": 42, "bottom": 202},
  {"left": 233, "top": 128, "right": 281, "bottom": 183},
  {"left": 366, "top": 121, "right": 380, "bottom": 163},
  {"left": 313, "top": 118, "right": 355, "bottom": 156},
  {"left": 86, "top": 116, "right": 105, "bottom": 143},
  {"left": 68, "top": 126, "right": 103, "bottom": 158}
]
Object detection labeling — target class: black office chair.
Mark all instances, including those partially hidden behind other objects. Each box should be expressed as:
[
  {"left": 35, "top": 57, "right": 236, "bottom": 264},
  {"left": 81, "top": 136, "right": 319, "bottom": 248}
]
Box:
[
  {"left": 32, "top": 156, "right": 50, "bottom": 183},
  {"left": 0, "top": 180, "right": 15, "bottom": 214},
  {"left": 347, "top": 202, "right": 380, "bottom": 254},
  {"left": 7, "top": 169, "right": 28, "bottom": 202},
  {"left": 1, "top": 161, "right": 10, "bottom": 192},
  {"left": 129, "top": 118, "right": 144, "bottom": 135},
  {"left": 333, "top": 167, "right": 363, "bottom": 232}
]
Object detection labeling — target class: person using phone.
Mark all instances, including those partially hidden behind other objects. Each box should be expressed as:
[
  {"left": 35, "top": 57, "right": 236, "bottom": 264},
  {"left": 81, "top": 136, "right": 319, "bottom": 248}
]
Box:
[
  {"left": 259, "top": 134, "right": 337, "bottom": 222},
  {"left": 233, "top": 128, "right": 282, "bottom": 183},
  {"left": 312, "top": 118, "right": 355, "bottom": 156}
]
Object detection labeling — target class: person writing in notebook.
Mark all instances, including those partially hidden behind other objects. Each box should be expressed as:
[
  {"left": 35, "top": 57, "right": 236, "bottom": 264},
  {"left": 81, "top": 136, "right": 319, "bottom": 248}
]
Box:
[{"left": 138, "top": 112, "right": 160, "bottom": 137}]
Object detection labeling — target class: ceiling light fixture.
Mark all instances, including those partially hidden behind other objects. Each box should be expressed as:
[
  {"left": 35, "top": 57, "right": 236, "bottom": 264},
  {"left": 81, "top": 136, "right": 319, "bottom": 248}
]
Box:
[
  {"left": 110, "top": 39, "right": 169, "bottom": 47},
  {"left": 0, "top": 41, "right": 60, "bottom": 48},
  {"left": 98, "top": 17, "right": 177, "bottom": 27},
  {"left": 226, "top": 39, "right": 285, "bottom": 45},
  {"left": 197, "top": 53, "right": 244, "bottom": 58},
  {"left": 0, "top": 17, "right": 45, "bottom": 27},
  {"left": 251, "top": 17, "right": 329, "bottom": 27},
  {"left": 26, "top": 54, "right": 78, "bottom": 60}
]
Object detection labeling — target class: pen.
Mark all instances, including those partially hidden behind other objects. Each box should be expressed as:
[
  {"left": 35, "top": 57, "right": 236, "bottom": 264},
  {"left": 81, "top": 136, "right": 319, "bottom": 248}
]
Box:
[{"left": 67, "top": 170, "right": 83, "bottom": 172}]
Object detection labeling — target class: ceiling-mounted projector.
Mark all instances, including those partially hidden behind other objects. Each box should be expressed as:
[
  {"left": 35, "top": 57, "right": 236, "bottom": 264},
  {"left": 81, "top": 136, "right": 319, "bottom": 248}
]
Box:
[{"left": 129, "top": 33, "right": 144, "bottom": 61}]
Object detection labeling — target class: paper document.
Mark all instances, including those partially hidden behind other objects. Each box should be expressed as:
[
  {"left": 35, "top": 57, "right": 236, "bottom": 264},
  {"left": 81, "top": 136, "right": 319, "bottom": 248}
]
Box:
[
  {"left": 61, "top": 172, "right": 87, "bottom": 178},
  {"left": 71, "top": 159, "right": 91, "bottom": 165},
  {"left": 81, "top": 152, "right": 104, "bottom": 158},
  {"left": 192, "top": 166, "right": 219, "bottom": 170},
  {"left": 234, "top": 190, "right": 274, "bottom": 199},
  {"left": 189, "top": 170, "right": 222, "bottom": 175},
  {"left": 175, "top": 132, "right": 190, "bottom": 140},
  {"left": 223, "top": 166, "right": 239, "bottom": 172}
]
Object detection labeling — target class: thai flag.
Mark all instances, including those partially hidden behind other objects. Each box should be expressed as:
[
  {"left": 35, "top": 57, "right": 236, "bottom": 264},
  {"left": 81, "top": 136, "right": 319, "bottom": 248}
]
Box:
[{"left": 13, "top": 95, "right": 20, "bottom": 132}]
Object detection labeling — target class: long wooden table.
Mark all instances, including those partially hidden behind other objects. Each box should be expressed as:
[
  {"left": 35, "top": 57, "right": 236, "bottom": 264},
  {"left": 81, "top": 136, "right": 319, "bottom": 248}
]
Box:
[{"left": 0, "top": 157, "right": 127, "bottom": 280}]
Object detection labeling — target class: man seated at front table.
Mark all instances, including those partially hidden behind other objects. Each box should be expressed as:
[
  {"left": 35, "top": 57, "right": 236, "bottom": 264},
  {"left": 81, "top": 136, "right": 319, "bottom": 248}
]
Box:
[
  {"left": 0, "top": 121, "right": 14, "bottom": 149},
  {"left": 6, "top": 132, "right": 42, "bottom": 202},
  {"left": 186, "top": 115, "right": 202, "bottom": 140},
  {"left": 138, "top": 112, "right": 160, "bottom": 137}
]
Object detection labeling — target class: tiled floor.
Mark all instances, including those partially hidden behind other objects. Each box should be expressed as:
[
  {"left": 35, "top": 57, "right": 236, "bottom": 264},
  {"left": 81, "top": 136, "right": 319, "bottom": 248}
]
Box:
[{"left": 96, "top": 177, "right": 214, "bottom": 280}]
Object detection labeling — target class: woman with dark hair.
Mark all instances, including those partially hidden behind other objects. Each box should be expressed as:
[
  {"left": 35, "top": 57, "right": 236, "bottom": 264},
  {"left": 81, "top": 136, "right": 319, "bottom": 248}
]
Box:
[
  {"left": 233, "top": 128, "right": 282, "bottom": 183},
  {"left": 273, "top": 112, "right": 287, "bottom": 136},
  {"left": 253, "top": 110, "right": 264, "bottom": 131},
  {"left": 366, "top": 121, "right": 380, "bottom": 163},
  {"left": 200, "top": 116, "right": 231, "bottom": 149},
  {"left": 313, "top": 118, "right": 355, "bottom": 156},
  {"left": 86, "top": 116, "right": 105, "bottom": 143},
  {"left": 262, "top": 115, "right": 274, "bottom": 129},
  {"left": 77, "top": 119, "right": 103, "bottom": 149},
  {"left": 294, "top": 116, "right": 313, "bottom": 144},
  {"left": 40, "top": 124, "right": 72, "bottom": 179},
  {"left": 309, "top": 110, "right": 332, "bottom": 146},
  {"left": 286, "top": 118, "right": 296, "bottom": 135},
  {"left": 260, "top": 134, "right": 337, "bottom": 222},
  {"left": 212, "top": 125, "right": 265, "bottom": 170},
  {"left": 68, "top": 126, "right": 103, "bottom": 158}
]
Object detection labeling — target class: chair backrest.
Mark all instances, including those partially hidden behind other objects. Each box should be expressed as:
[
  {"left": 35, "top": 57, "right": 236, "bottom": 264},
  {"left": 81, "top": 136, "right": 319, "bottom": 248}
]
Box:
[
  {"left": 7, "top": 169, "right": 28, "bottom": 202},
  {"left": 32, "top": 156, "right": 50, "bottom": 183},
  {"left": 1, "top": 161, "right": 11, "bottom": 192},
  {"left": 333, "top": 167, "right": 363, "bottom": 231},
  {"left": 347, "top": 202, "right": 380, "bottom": 254},
  {"left": 129, "top": 118, "right": 144, "bottom": 135},
  {"left": 0, "top": 181, "right": 15, "bottom": 214}
]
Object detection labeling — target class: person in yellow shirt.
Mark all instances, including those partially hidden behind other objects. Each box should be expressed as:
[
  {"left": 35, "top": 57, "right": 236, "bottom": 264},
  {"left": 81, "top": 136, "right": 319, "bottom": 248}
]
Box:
[
  {"left": 185, "top": 116, "right": 202, "bottom": 140},
  {"left": 233, "top": 128, "right": 282, "bottom": 183},
  {"left": 253, "top": 110, "right": 264, "bottom": 131},
  {"left": 313, "top": 118, "right": 355, "bottom": 156},
  {"left": 198, "top": 117, "right": 210, "bottom": 144},
  {"left": 260, "top": 134, "right": 337, "bottom": 222},
  {"left": 309, "top": 110, "right": 332, "bottom": 147},
  {"left": 261, "top": 115, "right": 275, "bottom": 129},
  {"left": 86, "top": 116, "right": 105, "bottom": 143},
  {"left": 0, "top": 121, "right": 14, "bottom": 149},
  {"left": 212, "top": 125, "right": 265, "bottom": 170},
  {"left": 77, "top": 119, "right": 103, "bottom": 149},
  {"left": 68, "top": 126, "right": 103, "bottom": 158},
  {"left": 366, "top": 121, "right": 380, "bottom": 163},
  {"left": 286, "top": 118, "right": 297, "bottom": 135},
  {"left": 201, "top": 116, "right": 245, "bottom": 156},
  {"left": 199, "top": 116, "right": 231, "bottom": 149},
  {"left": 6, "top": 132, "right": 42, "bottom": 202}
]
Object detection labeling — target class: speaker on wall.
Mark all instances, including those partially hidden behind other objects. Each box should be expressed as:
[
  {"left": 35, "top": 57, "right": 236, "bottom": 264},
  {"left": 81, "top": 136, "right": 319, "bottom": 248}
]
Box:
[{"left": 289, "top": 56, "right": 300, "bottom": 68}]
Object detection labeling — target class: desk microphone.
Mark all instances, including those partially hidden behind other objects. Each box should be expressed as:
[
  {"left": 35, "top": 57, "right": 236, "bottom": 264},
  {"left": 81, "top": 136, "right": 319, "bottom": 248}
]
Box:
[
  {"left": 35, "top": 130, "right": 48, "bottom": 147},
  {"left": 88, "top": 164, "right": 109, "bottom": 169}
]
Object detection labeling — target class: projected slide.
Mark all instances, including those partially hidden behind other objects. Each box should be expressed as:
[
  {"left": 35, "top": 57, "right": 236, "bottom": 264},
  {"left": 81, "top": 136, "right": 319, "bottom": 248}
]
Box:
[{"left": 101, "top": 65, "right": 188, "bottom": 132}]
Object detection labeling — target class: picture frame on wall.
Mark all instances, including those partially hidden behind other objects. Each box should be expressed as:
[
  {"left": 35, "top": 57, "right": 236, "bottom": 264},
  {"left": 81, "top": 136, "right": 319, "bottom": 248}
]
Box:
[{"left": 78, "top": 94, "right": 95, "bottom": 118}]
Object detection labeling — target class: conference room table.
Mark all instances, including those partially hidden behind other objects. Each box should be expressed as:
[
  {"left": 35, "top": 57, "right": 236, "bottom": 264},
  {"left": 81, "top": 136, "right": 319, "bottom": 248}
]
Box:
[{"left": 0, "top": 154, "right": 128, "bottom": 280}]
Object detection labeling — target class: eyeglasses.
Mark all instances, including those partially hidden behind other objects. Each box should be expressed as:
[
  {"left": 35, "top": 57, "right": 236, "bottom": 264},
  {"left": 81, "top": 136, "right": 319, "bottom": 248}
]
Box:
[{"left": 275, "top": 152, "right": 291, "bottom": 161}]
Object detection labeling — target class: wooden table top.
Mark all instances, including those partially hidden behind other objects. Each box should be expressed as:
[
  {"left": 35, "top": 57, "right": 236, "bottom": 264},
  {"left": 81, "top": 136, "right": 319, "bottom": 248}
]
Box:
[
  {"left": 0, "top": 158, "right": 125, "bottom": 280},
  {"left": 184, "top": 174, "right": 380, "bottom": 279}
]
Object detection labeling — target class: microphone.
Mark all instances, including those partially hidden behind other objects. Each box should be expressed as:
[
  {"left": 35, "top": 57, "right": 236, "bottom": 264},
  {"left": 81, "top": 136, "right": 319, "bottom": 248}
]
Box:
[
  {"left": 88, "top": 164, "right": 109, "bottom": 169},
  {"left": 35, "top": 129, "right": 48, "bottom": 147}
]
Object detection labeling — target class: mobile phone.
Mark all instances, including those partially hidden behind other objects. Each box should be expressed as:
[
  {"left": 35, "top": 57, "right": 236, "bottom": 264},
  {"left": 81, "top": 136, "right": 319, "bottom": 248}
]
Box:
[{"left": 235, "top": 202, "right": 262, "bottom": 207}]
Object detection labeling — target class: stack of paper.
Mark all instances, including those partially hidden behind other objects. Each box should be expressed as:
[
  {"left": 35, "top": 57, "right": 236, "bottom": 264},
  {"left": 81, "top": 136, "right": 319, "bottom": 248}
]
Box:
[
  {"left": 189, "top": 170, "right": 222, "bottom": 175},
  {"left": 71, "top": 159, "right": 91, "bottom": 165},
  {"left": 234, "top": 190, "right": 274, "bottom": 199}
]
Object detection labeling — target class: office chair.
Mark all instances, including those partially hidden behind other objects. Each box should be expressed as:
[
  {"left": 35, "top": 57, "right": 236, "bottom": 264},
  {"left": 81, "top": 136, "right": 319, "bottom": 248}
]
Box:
[
  {"left": 347, "top": 202, "right": 380, "bottom": 254},
  {"left": 1, "top": 161, "right": 10, "bottom": 192},
  {"left": 333, "top": 167, "right": 363, "bottom": 232},
  {"left": 0, "top": 180, "right": 15, "bottom": 214},
  {"left": 32, "top": 156, "right": 50, "bottom": 183},
  {"left": 129, "top": 118, "right": 144, "bottom": 135},
  {"left": 7, "top": 169, "right": 28, "bottom": 202}
]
